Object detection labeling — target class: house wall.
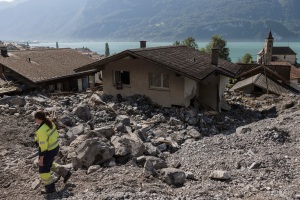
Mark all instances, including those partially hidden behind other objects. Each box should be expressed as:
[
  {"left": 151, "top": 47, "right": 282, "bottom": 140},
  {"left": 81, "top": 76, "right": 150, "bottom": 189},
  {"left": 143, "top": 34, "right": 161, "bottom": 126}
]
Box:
[
  {"left": 183, "top": 77, "right": 198, "bottom": 107},
  {"left": 197, "top": 73, "right": 219, "bottom": 111},
  {"left": 273, "top": 54, "right": 296, "bottom": 64},
  {"left": 102, "top": 58, "right": 185, "bottom": 107}
]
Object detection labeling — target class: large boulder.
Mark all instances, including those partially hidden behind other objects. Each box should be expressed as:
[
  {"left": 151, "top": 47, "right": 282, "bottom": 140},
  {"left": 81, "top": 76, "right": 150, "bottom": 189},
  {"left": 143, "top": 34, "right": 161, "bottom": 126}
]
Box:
[
  {"left": 66, "top": 124, "right": 85, "bottom": 142},
  {"left": 160, "top": 168, "right": 186, "bottom": 186},
  {"left": 136, "top": 156, "right": 167, "bottom": 170},
  {"left": 111, "top": 133, "right": 145, "bottom": 158},
  {"left": 73, "top": 105, "right": 91, "bottom": 121},
  {"left": 93, "top": 126, "right": 115, "bottom": 139},
  {"left": 75, "top": 137, "right": 115, "bottom": 168}
]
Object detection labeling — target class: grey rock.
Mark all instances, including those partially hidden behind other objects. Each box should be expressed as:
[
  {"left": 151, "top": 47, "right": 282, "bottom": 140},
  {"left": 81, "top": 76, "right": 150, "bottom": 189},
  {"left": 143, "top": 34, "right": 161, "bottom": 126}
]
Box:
[
  {"left": 9, "top": 96, "right": 26, "bottom": 107},
  {"left": 134, "top": 129, "right": 147, "bottom": 142},
  {"left": 157, "top": 143, "right": 168, "bottom": 152},
  {"left": 90, "top": 94, "right": 105, "bottom": 105},
  {"left": 236, "top": 126, "right": 251, "bottom": 135},
  {"left": 111, "top": 133, "right": 145, "bottom": 157},
  {"left": 185, "top": 172, "right": 195, "bottom": 180},
  {"left": 116, "top": 115, "right": 130, "bottom": 126},
  {"left": 60, "top": 114, "right": 74, "bottom": 127},
  {"left": 187, "top": 128, "right": 202, "bottom": 139},
  {"left": 170, "top": 131, "right": 186, "bottom": 144},
  {"left": 143, "top": 160, "right": 157, "bottom": 177},
  {"left": 76, "top": 137, "right": 115, "bottom": 168},
  {"left": 9, "top": 107, "right": 18, "bottom": 115},
  {"left": 144, "top": 143, "right": 158, "bottom": 156},
  {"left": 94, "top": 126, "right": 115, "bottom": 139},
  {"left": 209, "top": 170, "right": 231, "bottom": 180},
  {"left": 87, "top": 165, "right": 101, "bottom": 174},
  {"left": 169, "top": 117, "right": 183, "bottom": 126},
  {"left": 73, "top": 105, "right": 91, "bottom": 121},
  {"left": 188, "top": 117, "right": 198, "bottom": 126},
  {"left": 66, "top": 124, "right": 84, "bottom": 142},
  {"left": 160, "top": 168, "right": 186, "bottom": 186},
  {"left": 116, "top": 123, "right": 126, "bottom": 133},
  {"left": 136, "top": 156, "right": 167, "bottom": 170}
]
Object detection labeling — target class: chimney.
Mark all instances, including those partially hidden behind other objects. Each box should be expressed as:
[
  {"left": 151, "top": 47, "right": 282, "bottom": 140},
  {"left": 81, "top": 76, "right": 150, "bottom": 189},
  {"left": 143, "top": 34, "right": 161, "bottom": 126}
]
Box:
[
  {"left": 140, "top": 41, "right": 147, "bottom": 48},
  {"left": 211, "top": 45, "right": 219, "bottom": 66},
  {"left": 0, "top": 46, "right": 8, "bottom": 57}
]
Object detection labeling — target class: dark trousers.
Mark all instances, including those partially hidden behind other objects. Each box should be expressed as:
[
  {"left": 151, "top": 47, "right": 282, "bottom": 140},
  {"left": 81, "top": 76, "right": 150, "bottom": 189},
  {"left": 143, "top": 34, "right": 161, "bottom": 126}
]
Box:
[{"left": 39, "top": 146, "right": 59, "bottom": 174}]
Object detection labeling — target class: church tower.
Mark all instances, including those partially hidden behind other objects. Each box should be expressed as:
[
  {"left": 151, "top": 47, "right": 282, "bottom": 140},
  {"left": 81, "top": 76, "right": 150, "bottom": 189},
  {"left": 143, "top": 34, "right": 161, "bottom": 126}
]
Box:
[{"left": 264, "top": 31, "right": 274, "bottom": 63}]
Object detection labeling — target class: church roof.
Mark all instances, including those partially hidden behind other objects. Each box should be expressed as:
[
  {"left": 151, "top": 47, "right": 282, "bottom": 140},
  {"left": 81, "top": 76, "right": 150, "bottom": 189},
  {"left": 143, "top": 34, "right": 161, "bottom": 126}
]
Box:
[
  {"left": 267, "top": 31, "right": 274, "bottom": 39},
  {"left": 272, "top": 47, "right": 296, "bottom": 55}
]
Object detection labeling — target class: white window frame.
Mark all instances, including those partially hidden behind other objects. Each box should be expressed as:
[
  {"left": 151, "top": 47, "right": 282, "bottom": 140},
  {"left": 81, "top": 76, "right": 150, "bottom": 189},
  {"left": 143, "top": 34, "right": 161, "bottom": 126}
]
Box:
[{"left": 149, "top": 73, "right": 169, "bottom": 89}]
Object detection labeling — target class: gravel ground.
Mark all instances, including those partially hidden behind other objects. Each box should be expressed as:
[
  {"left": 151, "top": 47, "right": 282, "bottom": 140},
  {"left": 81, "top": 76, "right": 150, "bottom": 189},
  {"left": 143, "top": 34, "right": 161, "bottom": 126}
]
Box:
[{"left": 1, "top": 92, "right": 300, "bottom": 200}]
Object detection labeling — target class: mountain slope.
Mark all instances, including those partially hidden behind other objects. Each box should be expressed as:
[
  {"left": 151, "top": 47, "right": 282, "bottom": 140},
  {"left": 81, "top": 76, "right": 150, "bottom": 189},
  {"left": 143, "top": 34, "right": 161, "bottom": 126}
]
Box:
[{"left": 0, "top": 0, "right": 300, "bottom": 41}]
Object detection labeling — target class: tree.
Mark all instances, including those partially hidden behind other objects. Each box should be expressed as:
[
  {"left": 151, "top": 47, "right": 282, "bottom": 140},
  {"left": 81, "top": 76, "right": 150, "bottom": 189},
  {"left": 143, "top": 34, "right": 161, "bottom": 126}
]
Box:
[
  {"left": 56, "top": 42, "right": 59, "bottom": 49},
  {"left": 105, "top": 43, "right": 110, "bottom": 57},
  {"left": 173, "top": 40, "right": 181, "bottom": 46},
  {"left": 173, "top": 37, "right": 198, "bottom": 49},
  {"left": 241, "top": 53, "right": 253, "bottom": 63},
  {"left": 200, "top": 35, "right": 231, "bottom": 61}
]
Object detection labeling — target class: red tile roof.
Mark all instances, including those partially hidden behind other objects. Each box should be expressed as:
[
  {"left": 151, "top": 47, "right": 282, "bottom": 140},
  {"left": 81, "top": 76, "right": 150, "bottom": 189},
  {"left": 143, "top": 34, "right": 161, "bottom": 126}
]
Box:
[{"left": 0, "top": 48, "right": 97, "bottom": 83}]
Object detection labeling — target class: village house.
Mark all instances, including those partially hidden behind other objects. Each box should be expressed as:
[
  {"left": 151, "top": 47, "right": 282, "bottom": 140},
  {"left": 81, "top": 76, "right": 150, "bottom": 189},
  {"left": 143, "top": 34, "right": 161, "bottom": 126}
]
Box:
[
  {"left": 75, "top": 42, "right": 240, "bottom": 111},
  {"left": 0, "top": 45, "right": 97, "bottom": 93},
  {"left": 231, "top": 63, "right": 298, "bottom": 95},
  {"left": 257, "top": 31, "right": 297, "bottom": 65},
  {"left": 232, "top": 31, "right": 299, "bottom": 95}
]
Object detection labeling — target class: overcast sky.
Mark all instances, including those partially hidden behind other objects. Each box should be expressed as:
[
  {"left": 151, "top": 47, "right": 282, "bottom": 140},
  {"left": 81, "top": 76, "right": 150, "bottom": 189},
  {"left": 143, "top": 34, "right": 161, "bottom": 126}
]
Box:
[{"left": 0, "top": 0, "right": 14, "bottom": 2}]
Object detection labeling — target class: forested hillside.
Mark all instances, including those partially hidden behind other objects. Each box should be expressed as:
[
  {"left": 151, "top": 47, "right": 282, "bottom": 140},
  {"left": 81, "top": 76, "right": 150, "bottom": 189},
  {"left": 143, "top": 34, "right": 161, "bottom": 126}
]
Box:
[{"left": 0, "top": 0, "right": 300, "bottom": 41}]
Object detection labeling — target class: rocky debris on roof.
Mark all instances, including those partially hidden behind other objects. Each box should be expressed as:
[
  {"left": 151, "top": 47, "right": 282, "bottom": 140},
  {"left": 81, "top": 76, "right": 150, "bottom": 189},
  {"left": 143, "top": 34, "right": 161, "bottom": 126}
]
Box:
[{"left": 2, "top": 91, "right": 300, "bottom": 199}]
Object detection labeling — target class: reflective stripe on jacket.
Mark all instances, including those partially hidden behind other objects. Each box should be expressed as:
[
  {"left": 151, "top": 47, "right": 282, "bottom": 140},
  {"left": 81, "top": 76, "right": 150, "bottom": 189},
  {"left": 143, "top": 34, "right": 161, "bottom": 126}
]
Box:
[{"left": 36, "top": 123, "right": 59, "bottom": 155}]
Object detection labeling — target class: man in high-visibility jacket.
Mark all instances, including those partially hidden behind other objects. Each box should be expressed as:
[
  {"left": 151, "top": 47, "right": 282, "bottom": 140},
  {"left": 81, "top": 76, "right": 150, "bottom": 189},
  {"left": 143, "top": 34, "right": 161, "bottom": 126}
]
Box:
[{"left": 34, "top": 111, "right": 72, "bottom": 194}]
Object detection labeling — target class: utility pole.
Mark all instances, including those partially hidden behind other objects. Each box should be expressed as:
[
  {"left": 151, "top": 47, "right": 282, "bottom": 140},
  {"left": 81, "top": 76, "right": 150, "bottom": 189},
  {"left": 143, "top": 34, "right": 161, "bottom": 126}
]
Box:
[{"left": 262, "top": 54, "right": 269, "bottom": 94}]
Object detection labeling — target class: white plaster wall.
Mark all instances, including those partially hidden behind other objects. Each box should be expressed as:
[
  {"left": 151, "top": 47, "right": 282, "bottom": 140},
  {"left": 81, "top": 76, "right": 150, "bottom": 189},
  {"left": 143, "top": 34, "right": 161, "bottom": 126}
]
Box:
[
  {"left": 183, "top": 77, "right": 198, "bottom": 107},
  {"left": 102, "top": 58, "right": 185, "bottom": 107},
  {"left": 274, "top": 54, "right": 296, "bottom": 64}
]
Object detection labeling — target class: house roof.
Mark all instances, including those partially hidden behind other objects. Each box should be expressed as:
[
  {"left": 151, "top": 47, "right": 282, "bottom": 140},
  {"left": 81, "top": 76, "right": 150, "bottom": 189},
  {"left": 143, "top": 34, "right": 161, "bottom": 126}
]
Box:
[
  {"left": 231, "top": 73, "right": 290, "bottom": 95},
  {"left": 272, "top": 47, "right": 296, "bottom": 55},
  {"left": 0, "top": 48, "right": 97, "bottom": 83},
  {"left": 75, "top": 45, "right": 239, "bottom": 81},
  {"left": 290, "top": 65, "right": 300, "bottom": 80},
  {"left": 237, "top": 63, "right": 291, "bottom": 82}
]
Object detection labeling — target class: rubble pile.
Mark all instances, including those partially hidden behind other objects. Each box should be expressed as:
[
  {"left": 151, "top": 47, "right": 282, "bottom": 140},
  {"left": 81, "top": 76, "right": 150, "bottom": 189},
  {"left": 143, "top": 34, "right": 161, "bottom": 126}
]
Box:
[{"left": 1, "top": 91, "right": 300, "bottom": 199}]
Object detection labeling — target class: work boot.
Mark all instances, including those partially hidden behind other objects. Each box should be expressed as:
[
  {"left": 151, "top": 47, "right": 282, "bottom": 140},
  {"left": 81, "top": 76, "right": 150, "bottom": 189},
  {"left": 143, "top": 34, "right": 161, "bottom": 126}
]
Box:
[
  {"left": 63, "top": 170, "right": 72, "bottom": 183},
  {"left": 41, "top": 183, "right": 56, "bottom": 194}
]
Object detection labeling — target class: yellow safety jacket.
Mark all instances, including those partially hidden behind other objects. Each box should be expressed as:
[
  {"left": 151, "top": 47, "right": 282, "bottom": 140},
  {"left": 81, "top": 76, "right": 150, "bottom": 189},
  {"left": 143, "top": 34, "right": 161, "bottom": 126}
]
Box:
[{"left": 35, "top": 123, "right": 59, "bottom": 156}]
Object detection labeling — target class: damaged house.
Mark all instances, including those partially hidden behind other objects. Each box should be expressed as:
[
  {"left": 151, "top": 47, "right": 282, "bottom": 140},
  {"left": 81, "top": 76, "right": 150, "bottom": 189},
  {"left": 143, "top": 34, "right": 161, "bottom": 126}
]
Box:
[
  {"left": 231, "top": 31, "right": 299, "bottom": 95},
  {"left": 0, "top": 46, "right": 97, "bottom": 93},
  {"left": 231, "top": 63, "right": 298, "bottom": 95},
  {"left": 75, "top": 42, "right": 239, "bottom": 111}
]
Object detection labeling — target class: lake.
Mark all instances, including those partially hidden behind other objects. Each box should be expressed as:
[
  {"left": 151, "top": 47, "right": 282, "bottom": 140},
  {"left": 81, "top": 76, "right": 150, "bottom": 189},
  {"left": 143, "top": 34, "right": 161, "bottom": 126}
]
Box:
[{"left": 31, "top": 41, "right": 300, "bottom": 62}]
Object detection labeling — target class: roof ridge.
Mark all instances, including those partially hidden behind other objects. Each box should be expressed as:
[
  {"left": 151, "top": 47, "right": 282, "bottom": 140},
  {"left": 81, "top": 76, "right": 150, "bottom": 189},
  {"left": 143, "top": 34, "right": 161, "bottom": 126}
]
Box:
[
  {"left": 9, "top": 48, "right": 72, "bottom": 52},
  {"left": 130, "top": 45, "right": 187, "bottom": 52}
]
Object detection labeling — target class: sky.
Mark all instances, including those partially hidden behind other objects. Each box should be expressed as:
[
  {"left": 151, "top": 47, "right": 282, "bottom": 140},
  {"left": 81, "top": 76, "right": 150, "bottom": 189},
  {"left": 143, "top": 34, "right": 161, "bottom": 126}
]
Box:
[{"left": 0, "top": 0, "right": 14, "bottom": 2}]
